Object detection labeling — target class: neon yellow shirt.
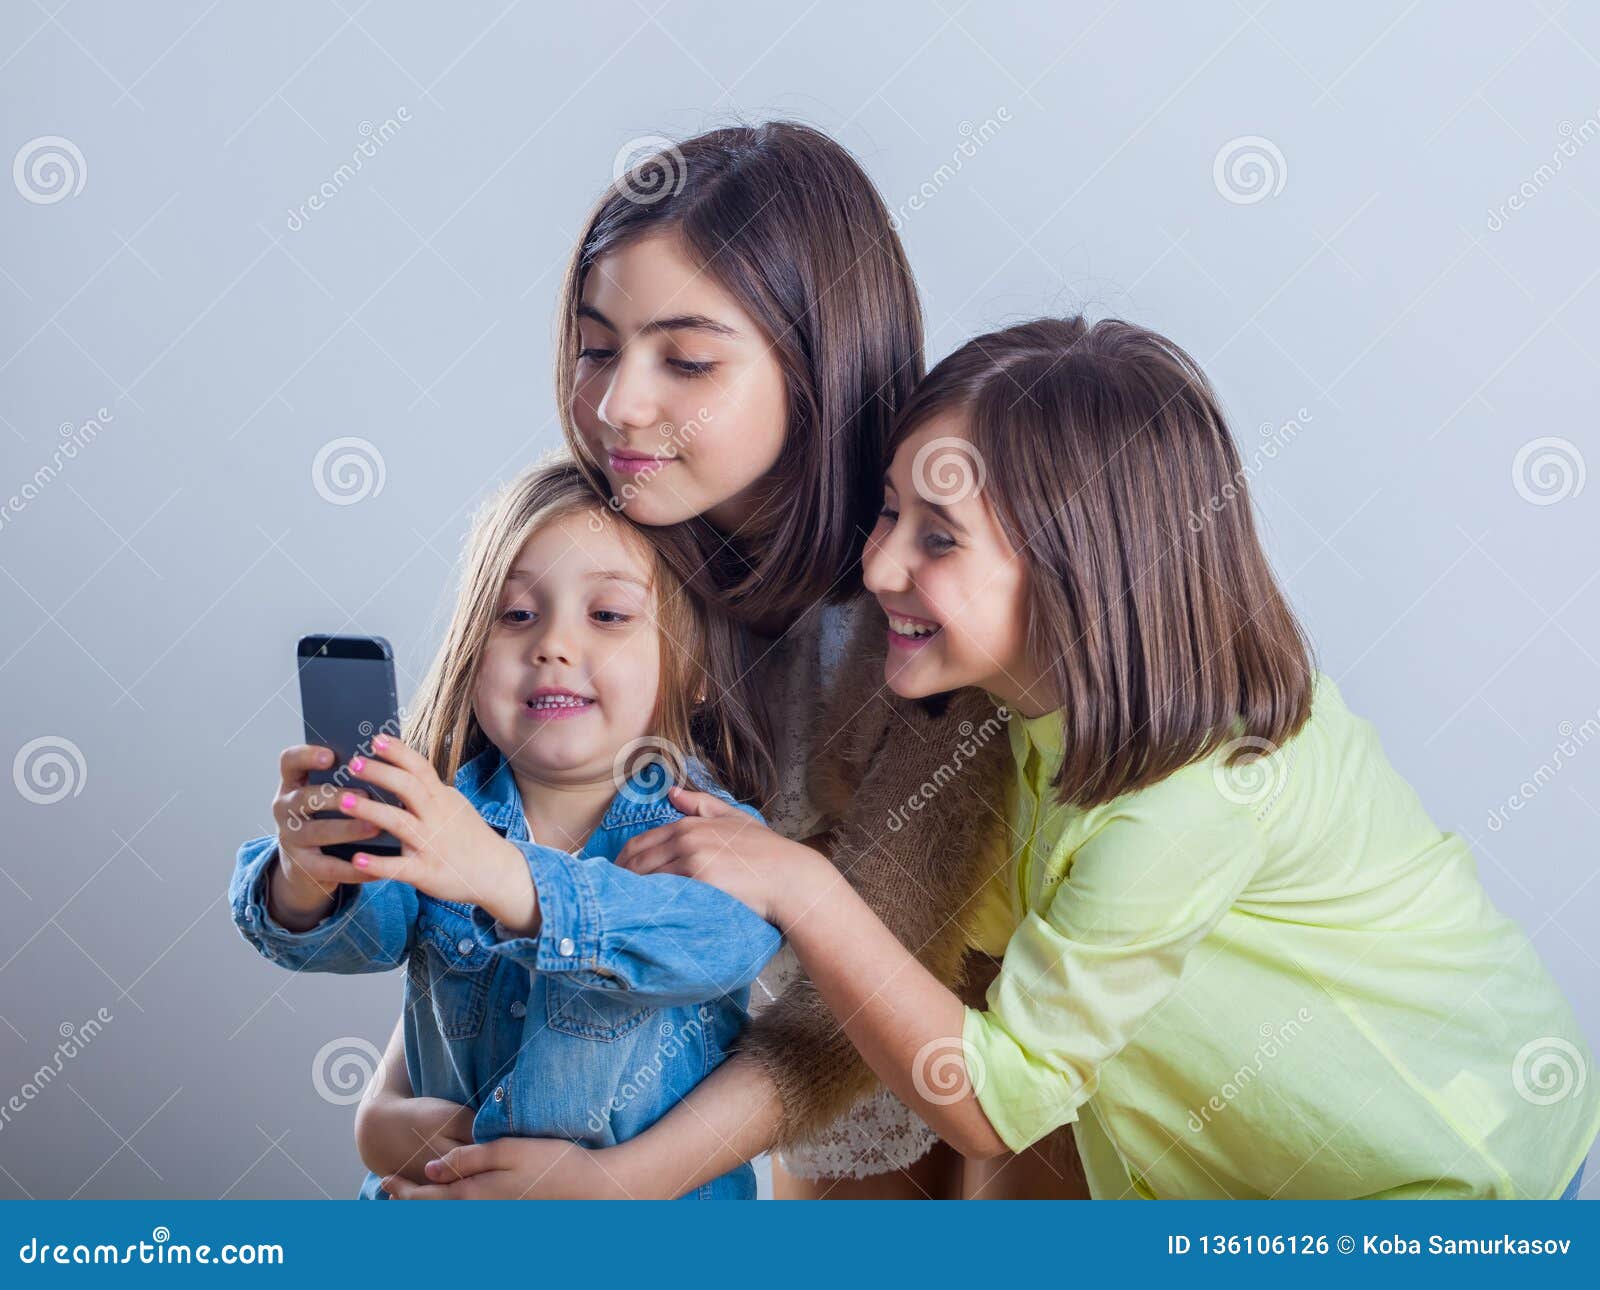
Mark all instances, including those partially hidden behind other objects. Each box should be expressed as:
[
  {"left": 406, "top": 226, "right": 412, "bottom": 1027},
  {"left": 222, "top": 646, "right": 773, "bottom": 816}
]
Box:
[{"left": 962, "top": 672, "right": 1600, "bottom": 1198}]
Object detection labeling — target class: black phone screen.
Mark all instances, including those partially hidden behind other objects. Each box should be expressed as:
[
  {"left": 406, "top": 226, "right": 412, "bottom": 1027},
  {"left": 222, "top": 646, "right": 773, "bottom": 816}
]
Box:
[{"left": 296, "top": 634, "right": 404, "bottom": 859}]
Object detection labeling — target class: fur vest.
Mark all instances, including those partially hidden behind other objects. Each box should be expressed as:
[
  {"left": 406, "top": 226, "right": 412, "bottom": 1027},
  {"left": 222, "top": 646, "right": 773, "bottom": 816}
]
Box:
[{"left": 732, "top": 605, "right": 1015, "bottom": 1147}]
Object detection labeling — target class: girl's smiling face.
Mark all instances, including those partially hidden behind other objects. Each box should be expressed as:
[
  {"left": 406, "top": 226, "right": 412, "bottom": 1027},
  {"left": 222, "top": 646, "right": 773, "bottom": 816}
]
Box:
[
  {"left": 570, "top": 232, "right": 789, "bottom": 534},
  {"left": 862, "top": 413, "right": 1056, "bottom": 717},
  {"left": 472, "top": 508, "right": 662, "bottom": 782}
]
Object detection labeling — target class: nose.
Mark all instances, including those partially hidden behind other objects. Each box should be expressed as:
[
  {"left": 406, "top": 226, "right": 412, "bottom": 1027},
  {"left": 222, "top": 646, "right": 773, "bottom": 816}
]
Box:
[
  {"left": 526, "top": 615, "right": 574, "bottom": 667},
  {"left": 596, "top": 351, "right": 662, "bottom": 438},
  {"left": 862, "top": 522, "right": 911, "bottom": 597}
]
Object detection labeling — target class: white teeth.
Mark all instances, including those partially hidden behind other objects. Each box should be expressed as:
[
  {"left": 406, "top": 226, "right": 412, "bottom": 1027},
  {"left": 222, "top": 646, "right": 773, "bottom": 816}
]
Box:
[
  {"left": 887, "top": 614, "right": 939, "bottom": 638},
  {"left": 528, "top": 694, "right": 591, "bottom": 710}
]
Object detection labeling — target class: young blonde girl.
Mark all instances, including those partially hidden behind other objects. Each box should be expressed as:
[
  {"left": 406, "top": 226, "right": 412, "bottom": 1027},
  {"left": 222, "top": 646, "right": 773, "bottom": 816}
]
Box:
[
  {"left": 228, "top": 460, "right": 781, "bottom": 1199},
  {"left": 606, "top": 316, "right": 1600, "bottom": 1198}
]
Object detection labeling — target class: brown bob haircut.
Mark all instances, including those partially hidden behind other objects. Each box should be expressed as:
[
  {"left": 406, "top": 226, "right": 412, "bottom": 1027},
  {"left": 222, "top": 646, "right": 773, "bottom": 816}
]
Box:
[
  {"left": 889, "top": 316, "right": 1315, "bottom": 809},
  {"left": 555, "top": 121, "right": 925, "bottom": 624}
]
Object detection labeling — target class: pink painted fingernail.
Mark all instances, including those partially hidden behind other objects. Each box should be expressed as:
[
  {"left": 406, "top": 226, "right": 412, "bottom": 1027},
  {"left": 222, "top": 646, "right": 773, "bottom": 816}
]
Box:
[
  {"left": 373, "top": 735, "right": 389, "bottom": 750},
  {"left": 349, "top": 755, "right": 365, "bottom": 773},
  {"left": 340, "top": 793, "right": 357, "bottom": 811},
  {"left": 353, "top": 853, "right": 370, "bottom": 868}
]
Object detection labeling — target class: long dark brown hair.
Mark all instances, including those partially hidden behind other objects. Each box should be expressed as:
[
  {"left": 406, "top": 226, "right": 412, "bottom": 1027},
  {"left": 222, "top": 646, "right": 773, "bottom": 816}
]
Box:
[
  {"left": 890, "top": 316, "right": 1314, "bottom": 809},
  {"left": 556, "top": 121, "right": 925, "bottom": 625}
]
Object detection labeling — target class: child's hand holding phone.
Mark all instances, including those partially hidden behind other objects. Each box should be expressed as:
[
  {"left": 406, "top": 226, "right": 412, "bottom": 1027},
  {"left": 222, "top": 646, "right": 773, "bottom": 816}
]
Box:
[
  {"left": 335, "top": 735, "right": 540, "bottom": 935},
  {"left": 267, "top": 744, "right": 384, "bottom": 931}
]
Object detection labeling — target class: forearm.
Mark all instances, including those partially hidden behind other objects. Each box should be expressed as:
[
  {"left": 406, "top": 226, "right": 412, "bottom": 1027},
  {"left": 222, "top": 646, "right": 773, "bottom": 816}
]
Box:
[
  {"left": 355, "top": 1020, "right": 471, "bottom": 1183},
  {"left": 354, "top": 1018, "right": 413, "bottom": 1176},
  {"left": 480, "top": 838, "right": 540, "bottom": 935},
  {"left": 782, "top": 861, "right": 1010, "bottom": 1159},
  {"left": 484, "top": 843, "right": 778, "bottom": 1004},
  {"left": 357, "top": 1094, "right": 470, "bottom": 1181},
  {"left": 265, "top": 854, "right": 336, "bottom": 932},
  {"left": 606, "top": 1054, "right": 784, "bottom": 1198}
]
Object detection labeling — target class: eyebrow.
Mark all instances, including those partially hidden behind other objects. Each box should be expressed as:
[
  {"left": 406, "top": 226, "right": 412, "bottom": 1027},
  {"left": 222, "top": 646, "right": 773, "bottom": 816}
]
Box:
[
  {"left": 881, "top": 471, "right": 968, "bottom": 531},
  {"left": 577, "top": 303, "right": 737, "bottom": 339},
  {"left": 505, "top": 567, "right": 650, "bottom": 589}
]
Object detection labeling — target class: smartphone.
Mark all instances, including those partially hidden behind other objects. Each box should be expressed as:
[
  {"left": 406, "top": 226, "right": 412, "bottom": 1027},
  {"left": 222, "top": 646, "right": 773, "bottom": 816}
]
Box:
[{"left": 296, "top": 634, "right": 405, "bottom": 860}]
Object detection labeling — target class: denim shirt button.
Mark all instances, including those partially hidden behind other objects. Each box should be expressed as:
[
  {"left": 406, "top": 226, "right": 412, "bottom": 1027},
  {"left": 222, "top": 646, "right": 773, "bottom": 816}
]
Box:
[
  {"left": 557, "top": 937, "right": 575, "bottom": 956},
  {"left": 457, "top": 937, "right": 474, "bottom": 956},
  {"left": 493, "top": 1085, "right": 506, "bottom": 1103},
  {"left": 509, "top": 1000, "right": 526, "bottom": 1019}
]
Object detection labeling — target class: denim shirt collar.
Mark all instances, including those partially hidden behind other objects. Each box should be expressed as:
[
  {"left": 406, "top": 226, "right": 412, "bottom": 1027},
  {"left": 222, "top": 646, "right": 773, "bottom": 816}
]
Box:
[{"left": 452, "top": 745, "right": 710, "bottom": 846}]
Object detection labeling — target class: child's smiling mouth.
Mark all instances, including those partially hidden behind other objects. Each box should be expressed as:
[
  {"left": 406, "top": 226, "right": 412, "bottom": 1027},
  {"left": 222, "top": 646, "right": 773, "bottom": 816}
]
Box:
[
  {"left": 524, "top": 687, "right": 597, "bottom": 719},
  {"left": 885, "top": 610, "right": 942, "bottom": 651}
]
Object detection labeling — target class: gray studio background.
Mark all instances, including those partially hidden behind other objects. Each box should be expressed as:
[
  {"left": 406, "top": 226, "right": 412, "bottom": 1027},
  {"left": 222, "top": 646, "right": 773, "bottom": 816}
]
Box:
[{"left": 2, "top": 2, "right": 1597, "bottom": 1199}]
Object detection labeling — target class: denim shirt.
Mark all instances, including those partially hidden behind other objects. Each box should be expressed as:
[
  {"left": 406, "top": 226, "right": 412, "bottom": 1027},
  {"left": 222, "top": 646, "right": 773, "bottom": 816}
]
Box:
[{"left": 228, "top": 747, "right": 783, "bottom": 1200}]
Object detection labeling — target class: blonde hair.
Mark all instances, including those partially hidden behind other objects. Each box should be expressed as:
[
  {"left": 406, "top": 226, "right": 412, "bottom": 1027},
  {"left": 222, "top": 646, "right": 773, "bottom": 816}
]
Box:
[{"left": 405, "top": 456, "right": 773, "bottom": 804}]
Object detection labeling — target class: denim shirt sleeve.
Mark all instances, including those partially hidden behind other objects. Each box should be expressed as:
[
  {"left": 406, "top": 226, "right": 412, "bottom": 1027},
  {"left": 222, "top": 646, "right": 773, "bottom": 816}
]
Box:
[
  {"left": 229, "top": 835, "right": 418, "bottom": 974},
  {"left": 468, "top": 804, "right": 782, "bottom": 1008}
]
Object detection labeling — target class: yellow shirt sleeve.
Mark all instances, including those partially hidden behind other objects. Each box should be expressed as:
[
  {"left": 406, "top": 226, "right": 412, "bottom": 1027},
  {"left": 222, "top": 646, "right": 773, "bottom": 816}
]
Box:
[{"left": 965, "top": 761, "right": 1269, "bottom": 1153}]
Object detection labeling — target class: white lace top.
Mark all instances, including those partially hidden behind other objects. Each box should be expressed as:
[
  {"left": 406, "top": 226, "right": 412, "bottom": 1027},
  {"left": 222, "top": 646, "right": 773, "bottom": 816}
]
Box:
[{"left": 746, "top": 595, "right": 939, "bottom": 1180}]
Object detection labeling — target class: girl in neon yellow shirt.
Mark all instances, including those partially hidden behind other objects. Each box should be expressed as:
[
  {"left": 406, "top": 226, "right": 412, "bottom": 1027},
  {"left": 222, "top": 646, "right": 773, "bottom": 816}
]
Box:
[{"left": 611, "top": 315, "right": 1599, "bottom": 1199}]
